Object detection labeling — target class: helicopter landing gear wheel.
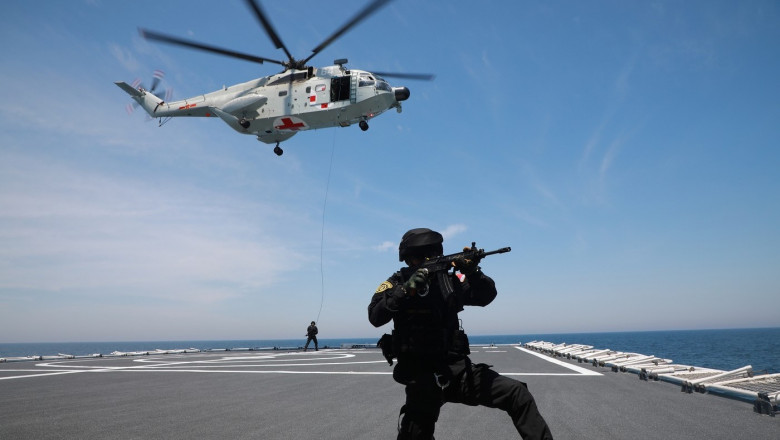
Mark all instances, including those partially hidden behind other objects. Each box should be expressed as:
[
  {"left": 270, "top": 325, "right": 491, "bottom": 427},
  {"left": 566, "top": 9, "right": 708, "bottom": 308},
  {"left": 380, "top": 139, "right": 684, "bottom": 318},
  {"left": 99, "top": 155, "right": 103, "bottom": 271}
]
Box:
[
  {"left": 273, "top": 144, "right": 283, "bottom": 156},
  {"left": 239, "top": 118, "right": 250, "bottom": 129},
  {"left": 359, "top": 120, "right": 369, "bottom": 131}
]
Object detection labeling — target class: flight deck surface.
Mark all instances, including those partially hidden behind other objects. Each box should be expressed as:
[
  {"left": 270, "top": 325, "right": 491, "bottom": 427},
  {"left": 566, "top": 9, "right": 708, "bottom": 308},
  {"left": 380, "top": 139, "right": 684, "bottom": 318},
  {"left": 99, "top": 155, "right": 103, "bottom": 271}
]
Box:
[{"left": 1, "top": 345, "right": 776, "bottom": 439}]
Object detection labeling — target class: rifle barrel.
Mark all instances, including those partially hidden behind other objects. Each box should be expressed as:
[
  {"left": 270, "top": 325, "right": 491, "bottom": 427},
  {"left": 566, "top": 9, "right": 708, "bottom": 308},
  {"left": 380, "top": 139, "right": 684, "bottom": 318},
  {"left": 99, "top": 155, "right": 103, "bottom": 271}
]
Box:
[{"left": 483, "top": 247, "right": 511, "bottom": 256}]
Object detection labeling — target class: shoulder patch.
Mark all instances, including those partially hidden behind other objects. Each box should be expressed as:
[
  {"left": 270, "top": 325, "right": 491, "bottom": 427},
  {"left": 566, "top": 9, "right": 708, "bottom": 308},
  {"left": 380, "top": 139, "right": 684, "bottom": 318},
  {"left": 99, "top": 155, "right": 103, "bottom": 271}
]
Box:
[{"left": 375, "top": 281, "right": 393, "bottom": 294}]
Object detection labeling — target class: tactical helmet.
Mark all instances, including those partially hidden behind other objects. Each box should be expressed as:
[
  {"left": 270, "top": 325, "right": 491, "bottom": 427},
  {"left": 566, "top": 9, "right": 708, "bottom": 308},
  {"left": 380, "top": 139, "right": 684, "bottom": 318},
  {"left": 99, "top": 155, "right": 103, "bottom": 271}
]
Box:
[{"left": 398, "top": 228, "right": 443, "bottom": 262}]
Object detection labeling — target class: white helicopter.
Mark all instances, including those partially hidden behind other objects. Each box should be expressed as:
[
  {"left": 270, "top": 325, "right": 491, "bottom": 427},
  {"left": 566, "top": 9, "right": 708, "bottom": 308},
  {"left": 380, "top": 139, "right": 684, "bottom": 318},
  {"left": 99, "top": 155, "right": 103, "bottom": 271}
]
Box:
[{"left": 115, "top": 0, "right": 433, "bottom": 156}]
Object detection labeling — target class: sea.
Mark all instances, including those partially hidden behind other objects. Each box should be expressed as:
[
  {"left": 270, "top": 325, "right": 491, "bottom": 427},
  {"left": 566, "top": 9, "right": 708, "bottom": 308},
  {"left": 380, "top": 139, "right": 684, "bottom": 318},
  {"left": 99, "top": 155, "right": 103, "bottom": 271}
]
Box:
[{"left": 2, "top": 327, "right": 778, "bottom": 374}]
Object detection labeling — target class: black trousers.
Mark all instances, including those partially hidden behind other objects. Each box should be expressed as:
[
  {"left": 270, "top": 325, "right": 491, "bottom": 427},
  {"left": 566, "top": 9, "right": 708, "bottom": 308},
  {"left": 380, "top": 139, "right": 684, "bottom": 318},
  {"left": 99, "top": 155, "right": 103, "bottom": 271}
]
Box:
[
  {"left": 396, "top": 357, "right": 553, "bottom": 439},
  {"left": 304, "top": 336, "right": 318, "bottom": 350}
]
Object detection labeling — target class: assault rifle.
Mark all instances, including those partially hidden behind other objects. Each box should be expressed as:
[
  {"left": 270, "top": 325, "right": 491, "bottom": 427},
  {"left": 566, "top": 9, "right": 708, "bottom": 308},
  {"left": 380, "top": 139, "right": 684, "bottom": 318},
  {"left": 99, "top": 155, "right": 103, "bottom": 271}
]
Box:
[{"left": 417, "top": 242, "right": 511, "bottom": 296}]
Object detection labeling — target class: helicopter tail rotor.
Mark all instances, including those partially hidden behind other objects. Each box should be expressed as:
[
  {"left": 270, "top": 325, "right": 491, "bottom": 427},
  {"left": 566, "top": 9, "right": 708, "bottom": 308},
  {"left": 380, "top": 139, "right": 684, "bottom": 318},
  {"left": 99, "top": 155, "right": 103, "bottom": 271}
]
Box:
[
  {"left": 128, "top": 70, "right": 171, "bottom": 99},
  {"left": 121, "top": 70, "right": 172, "bottom": 119}
]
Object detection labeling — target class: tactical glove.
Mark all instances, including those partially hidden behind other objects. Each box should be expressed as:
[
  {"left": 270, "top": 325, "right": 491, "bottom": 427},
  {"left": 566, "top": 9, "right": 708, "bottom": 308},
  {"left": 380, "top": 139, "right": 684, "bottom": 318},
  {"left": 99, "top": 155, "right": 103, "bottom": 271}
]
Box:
[
  {"left": 454, "top": 246, "right": 482, "bottom": 275},
  {"left": 403, "top": 268, "right": 429, "bottom": 295}
]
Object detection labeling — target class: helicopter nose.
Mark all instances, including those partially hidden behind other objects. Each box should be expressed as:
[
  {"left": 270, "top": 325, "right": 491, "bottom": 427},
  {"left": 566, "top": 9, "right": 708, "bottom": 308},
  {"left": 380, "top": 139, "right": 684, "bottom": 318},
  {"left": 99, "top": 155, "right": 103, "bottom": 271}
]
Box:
[{"left": 393, "top": 87, "right": 410, "bottom": 102}]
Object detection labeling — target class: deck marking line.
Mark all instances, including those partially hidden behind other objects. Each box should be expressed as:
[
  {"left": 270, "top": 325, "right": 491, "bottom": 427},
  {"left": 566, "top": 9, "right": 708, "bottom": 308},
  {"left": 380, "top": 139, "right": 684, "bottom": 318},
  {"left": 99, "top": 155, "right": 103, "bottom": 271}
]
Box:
[
  {"left": 114, "top": 369, "right": 393, "bottom": 375},
  {"left": 513, "top": 346, "right": 602, "bottom": 376},
  {"left": 499, "top": 373, "right": 603, "bottom": 376},
  {"left": 133, "top": 360, "right": 389, "bottom": 368},
  {"left": 0, "top": 370, "right": 85, "bottom": 381}
]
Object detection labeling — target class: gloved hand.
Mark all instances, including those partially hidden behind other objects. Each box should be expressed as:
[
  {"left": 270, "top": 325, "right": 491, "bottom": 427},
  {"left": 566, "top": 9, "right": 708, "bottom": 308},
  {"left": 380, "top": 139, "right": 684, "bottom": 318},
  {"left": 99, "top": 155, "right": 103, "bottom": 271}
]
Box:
[
  {"left": 403, "top": 268, "right": 429, "bottom": 295},
  {"left": 454, "top": 247, "right": 482, "bottom": 275}
]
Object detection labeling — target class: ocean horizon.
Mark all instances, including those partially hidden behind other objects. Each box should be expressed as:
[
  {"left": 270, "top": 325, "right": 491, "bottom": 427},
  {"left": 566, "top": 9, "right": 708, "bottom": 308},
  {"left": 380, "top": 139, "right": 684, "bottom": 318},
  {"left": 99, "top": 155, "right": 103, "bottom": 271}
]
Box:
[{"left": 2, "top": 327, "right": 778, "bottom": 374}]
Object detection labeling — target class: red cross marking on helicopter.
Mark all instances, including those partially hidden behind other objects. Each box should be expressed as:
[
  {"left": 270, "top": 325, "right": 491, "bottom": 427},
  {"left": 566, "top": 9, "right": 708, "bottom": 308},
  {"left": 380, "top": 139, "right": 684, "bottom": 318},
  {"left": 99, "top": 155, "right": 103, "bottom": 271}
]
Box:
[{"left": 275, "top": 117, "right": 305, "bottom": 131}]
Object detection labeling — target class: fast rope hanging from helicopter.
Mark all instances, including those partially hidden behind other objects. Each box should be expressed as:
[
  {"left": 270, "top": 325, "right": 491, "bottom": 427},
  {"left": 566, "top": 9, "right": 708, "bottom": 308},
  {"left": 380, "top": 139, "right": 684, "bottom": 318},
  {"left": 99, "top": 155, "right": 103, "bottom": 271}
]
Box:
[{"left": 316, "top": 131, "right": 337, "bottom": 324}]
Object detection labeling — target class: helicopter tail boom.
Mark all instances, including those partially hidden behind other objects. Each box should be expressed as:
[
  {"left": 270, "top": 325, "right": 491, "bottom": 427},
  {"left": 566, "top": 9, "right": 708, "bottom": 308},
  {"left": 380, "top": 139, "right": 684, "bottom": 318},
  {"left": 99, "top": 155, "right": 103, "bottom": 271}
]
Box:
[
  {"left": 115, "top": 81, "right": 143, "bottom": 98},
  {"left": 115, "top": 81, "right": 165, "bottom": 118}
]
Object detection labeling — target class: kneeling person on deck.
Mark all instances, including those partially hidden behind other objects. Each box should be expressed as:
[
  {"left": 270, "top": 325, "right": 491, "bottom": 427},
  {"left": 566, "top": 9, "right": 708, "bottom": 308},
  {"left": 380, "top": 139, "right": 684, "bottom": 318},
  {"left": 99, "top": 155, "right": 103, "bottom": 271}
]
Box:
[{"left": 368, "top": 228, "right": 553, "bottom": 439}]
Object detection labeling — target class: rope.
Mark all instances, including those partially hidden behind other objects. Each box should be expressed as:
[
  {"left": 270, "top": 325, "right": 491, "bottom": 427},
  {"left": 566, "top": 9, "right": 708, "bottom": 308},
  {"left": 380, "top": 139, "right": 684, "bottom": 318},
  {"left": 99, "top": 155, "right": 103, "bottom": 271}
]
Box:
[{"left": 316, "top": 132, "right": 337, "bottom": 323}]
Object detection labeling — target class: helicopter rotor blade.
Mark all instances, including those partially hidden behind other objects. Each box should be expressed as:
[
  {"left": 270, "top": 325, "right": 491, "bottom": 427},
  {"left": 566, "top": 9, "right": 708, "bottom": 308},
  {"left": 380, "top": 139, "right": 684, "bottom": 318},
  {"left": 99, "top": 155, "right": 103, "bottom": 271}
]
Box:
[
  {"left": 243, "top": 0, "right": 294, "bottom": 63},
  {"left": 140, "top": 28, "right": 285, "bottom": 66},
  {"left": 370, "top": 71, "right": 436, "bottom": 81},
  {"left": 303, "top": 0, "right": 393, "bottom": 65}
]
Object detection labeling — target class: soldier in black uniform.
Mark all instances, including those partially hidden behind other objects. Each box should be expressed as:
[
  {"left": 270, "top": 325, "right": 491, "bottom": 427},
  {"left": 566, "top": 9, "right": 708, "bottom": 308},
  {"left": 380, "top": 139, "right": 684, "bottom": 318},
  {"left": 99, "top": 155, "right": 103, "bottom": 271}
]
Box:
[
  {"left": 368, "top": 228, "right": 553, "bottom": 439},
  {"left": 304, "top": 321, "right": 318, "bottom": 351}
]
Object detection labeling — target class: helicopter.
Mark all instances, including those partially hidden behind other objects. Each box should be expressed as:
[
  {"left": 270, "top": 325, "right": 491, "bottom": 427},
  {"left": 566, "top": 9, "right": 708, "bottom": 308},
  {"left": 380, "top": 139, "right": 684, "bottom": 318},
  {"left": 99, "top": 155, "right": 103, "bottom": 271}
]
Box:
[{"left": 115, "top": 0, "right": 433, "bottom": 156}]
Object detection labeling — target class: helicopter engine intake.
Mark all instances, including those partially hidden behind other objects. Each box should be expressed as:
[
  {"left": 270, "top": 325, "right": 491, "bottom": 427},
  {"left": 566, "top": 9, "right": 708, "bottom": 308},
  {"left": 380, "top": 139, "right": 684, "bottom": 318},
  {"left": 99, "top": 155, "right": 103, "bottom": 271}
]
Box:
[{"left": 393, "top": 87, "right": 410, "bottom": 102}]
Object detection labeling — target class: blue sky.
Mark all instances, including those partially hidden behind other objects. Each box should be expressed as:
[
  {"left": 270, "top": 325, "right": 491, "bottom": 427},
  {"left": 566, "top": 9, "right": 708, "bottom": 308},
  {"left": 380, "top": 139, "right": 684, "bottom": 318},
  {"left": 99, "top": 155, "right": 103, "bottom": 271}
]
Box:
[{"left": 1, "top": 0, "right": 778, "bottom": 343}]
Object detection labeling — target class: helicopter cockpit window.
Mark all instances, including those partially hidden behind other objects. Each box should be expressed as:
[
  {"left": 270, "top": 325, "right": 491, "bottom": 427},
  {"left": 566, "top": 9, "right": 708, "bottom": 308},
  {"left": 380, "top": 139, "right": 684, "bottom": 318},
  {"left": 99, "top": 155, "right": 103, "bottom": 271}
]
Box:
[
  {"left": 372, "top": 75, "right": 391, "bottom": 92},
  {"left": 376, "top": 80, "right": 392, "bottom": 92},
  {"left": 358, "top": 74, "right": 375, "bottom": 87}
]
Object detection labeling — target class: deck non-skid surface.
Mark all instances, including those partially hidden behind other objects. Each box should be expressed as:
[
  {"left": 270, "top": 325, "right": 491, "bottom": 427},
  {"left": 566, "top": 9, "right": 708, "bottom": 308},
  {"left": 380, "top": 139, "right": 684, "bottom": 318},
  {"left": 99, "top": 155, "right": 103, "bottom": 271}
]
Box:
[{"left": 1, "top": 345, "right": 776, "bottom": 439}]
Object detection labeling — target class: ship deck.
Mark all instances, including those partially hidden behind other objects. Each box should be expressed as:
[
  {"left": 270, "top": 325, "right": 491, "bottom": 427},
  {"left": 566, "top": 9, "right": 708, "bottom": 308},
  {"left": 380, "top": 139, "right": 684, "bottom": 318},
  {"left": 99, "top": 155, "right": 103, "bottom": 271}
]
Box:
[{"left": 1, "top": 344, "right": 776, "bottom": 439}]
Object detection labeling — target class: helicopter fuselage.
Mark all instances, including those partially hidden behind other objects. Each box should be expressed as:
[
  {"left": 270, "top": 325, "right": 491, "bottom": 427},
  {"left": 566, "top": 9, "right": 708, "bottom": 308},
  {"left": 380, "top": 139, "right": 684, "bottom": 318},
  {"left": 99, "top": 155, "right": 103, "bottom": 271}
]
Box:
[{"left": 116, "top": 64, "right": 408, "bottom": 146}]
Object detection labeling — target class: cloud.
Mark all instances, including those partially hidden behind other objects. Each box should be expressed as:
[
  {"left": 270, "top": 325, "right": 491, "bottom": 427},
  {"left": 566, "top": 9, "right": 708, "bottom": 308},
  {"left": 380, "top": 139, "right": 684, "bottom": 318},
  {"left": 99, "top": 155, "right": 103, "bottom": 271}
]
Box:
[
  {"left": 600, "top": 135, "right": 625, "bottom": 180},
  {"left": 440, "top": 224, "right": 467, "bottom": 240},
  {"left": 374, "top": 241, "right": 395, "bottom": 252},
  {"left": 109, "top": 43, "right": 140, "bottom": 72},
  {"left": 578, "top": 53, "right": 639, "bottom": 203},
  {"left": 521, "top": 162, "right": 563, "bottom": 209},
  {"left": 512, "top": 209, "right": 549, "bottom": 229},
  {"left": 0, "top": 152, "right": 307, "bottom": 304}
]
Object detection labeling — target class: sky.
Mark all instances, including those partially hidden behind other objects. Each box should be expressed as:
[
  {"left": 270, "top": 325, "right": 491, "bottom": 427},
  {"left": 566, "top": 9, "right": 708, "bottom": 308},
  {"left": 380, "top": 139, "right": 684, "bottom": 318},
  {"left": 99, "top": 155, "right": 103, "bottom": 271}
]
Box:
[{"left": 1, "top": 0, "right": 779, "bottom": 343}]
